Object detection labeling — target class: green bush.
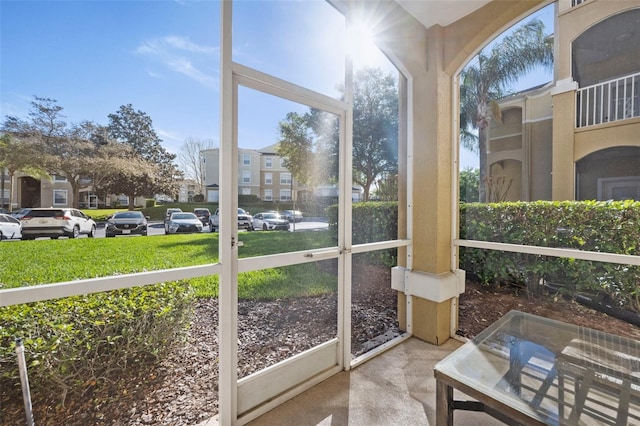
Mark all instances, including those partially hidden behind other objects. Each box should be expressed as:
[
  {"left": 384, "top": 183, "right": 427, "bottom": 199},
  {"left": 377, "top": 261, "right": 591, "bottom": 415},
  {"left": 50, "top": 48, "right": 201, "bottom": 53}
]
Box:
[
  {"left": 0, "top": 281, "right": 194, "bottom": 405},
  {"left": 328, "top": 201, "right": 398, "bottom": 266},
  {"left": 460, "top": 200, "right": 640, "bottom": 312},
  {"left": 145, "top": 198, "right": 156, "bottom": 208},
  {"left": 238, "top": 194, "right": 259, "bottom": 204}
]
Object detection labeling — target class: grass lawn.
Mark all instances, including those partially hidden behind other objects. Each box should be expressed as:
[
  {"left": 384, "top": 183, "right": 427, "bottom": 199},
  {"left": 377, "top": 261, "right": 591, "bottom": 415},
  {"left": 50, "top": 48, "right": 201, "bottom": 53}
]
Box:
[{"left": 1, "top": 231, "right": 336, "bottom": 299}]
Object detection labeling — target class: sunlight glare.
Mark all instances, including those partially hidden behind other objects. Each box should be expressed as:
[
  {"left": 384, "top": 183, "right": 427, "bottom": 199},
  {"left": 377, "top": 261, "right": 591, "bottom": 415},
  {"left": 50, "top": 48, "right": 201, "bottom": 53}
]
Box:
[{"left": 348, "top": 18, "right": 386, "bottom": 69}]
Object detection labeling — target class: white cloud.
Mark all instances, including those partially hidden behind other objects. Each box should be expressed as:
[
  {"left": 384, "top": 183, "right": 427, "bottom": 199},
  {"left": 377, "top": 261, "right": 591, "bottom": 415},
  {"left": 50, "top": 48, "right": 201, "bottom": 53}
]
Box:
[
  {"left": 158, "top": 128, "right": 183, "bottom": 143},
  {"left": 146, "top": 70, "right": 164, "bottom": 79},
  {"left": 136, "top": 36, "right": 219, "bottom": 90},
  {"left": 164, "top": 36, "right": 218, "bottom": 55}
]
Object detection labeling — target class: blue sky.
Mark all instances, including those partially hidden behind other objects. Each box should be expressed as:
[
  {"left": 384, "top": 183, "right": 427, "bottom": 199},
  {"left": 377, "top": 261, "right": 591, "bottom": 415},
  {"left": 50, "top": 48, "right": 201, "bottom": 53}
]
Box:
[
  {"left": 1, "top": 0, "right": 551, "bottom": 168},
  {"left": 0, "top": 0, "right": 355, "bottom": 156}
]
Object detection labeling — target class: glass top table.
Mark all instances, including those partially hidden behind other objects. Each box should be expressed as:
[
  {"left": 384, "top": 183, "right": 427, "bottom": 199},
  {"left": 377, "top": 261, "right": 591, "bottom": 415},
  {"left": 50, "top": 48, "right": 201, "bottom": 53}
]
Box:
[{"left": 434, "top": 310, "right": 640, "bottom": 425}]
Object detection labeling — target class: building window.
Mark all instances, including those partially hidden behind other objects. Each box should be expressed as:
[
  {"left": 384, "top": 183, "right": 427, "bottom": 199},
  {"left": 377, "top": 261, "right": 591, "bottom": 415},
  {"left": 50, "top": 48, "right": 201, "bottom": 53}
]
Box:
[
  {"left": 242, "top": 187, "right": 251, "bottom": 195},
  {"left": 280, "top": 158, "right": 286, "bottom": 167},
  {"left": 2, "top": 189, "right": 9, "bottom": 203},
  {"left": 242, "top": 171, "right": 251, "bottom": 183},
  {"left": 280, "top": 173, "right": 292, "bottom": 185},
  {"left": 265, "top": 157, "right": 273, "bottom": 168},
  {"left": 241, "top": 154, "right": 251, "bottom": 166},
  {"left": 265, "top": 173, "right": 272, "bottom": 185},
  {"left": 53, "top": 189, "right": 68, "bottom": 205},
  {"left": 117, "top": 195, "right": 129, "bottom": 206},
  {"left": 264, "top": 189, "right": 273, "bottom": 201},
  {"left": 280, "top": 189, "right": 292, "bottom": 201},
  {"left": 53, "top": 175, "right": 67, "bottom": 182}
]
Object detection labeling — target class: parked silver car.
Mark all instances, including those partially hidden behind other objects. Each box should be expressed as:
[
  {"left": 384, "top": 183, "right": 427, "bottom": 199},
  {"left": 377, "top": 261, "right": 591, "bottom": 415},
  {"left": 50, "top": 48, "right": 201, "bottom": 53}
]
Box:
[
  {"left": 164, "top": 208, "right": 183, "bottom": 233},
  {"left": 282, "top": 210, "right": 303, "bottom": 223},
  {"left": 165, "top": 212, "right": 204, "bottom": 234},
  {"left": 20, "top": 208, "right": 96, "bottom": 240},
  {"left": 252, "top": 212, "right": 290, "bottom": 231}
]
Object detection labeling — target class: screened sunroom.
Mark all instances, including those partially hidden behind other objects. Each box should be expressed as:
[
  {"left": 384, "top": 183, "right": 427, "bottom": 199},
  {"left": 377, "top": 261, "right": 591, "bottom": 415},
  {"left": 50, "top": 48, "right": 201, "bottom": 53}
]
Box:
[{"left": 2, "top": 0, "right": 639, "bottom": 425}]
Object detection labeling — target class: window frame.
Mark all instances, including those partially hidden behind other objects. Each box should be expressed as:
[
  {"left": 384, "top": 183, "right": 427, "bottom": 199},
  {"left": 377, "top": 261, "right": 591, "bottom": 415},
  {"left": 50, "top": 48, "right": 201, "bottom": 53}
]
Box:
[
  {"left": 280, "top": 172, "right": 292, "bottom": 185},
  {"left": 52, "top": 189, "right": 68, "bottom": 206}
]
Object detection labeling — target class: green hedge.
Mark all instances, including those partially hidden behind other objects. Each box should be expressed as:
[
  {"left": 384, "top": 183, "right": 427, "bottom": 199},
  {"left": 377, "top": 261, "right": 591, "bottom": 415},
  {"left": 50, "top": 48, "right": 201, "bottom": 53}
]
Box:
[
  {"left": 0, "top": 281, "right": 194, "bottom": 405},
  {"left": 327, "top": 201, "right": 398, "bottom": 266},
  {"left": 460, "top": 200, "right": 640, "bottom": 312},
  {"left": 325, "top": 200, "right": 639, "bottom": 312}
]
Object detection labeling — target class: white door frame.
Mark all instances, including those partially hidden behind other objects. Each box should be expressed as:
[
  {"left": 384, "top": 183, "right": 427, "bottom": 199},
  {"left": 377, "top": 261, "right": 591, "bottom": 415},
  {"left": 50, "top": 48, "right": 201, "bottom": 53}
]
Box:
[
  {"left": 219, "top": 2, "right": 412, "bottom": 423},
  {"left": 219, "top": 3, "right": 352, "bottom": 424}
]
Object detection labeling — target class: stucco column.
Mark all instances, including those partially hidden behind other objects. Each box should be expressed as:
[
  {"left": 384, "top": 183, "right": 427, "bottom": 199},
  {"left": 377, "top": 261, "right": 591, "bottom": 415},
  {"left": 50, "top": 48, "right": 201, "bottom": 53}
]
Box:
[
  {"left": 551, "top": 78, "right": 578, "bottom": 200},
  {"left": 402, "top": 25, "right": 455, "bottom": 345}
]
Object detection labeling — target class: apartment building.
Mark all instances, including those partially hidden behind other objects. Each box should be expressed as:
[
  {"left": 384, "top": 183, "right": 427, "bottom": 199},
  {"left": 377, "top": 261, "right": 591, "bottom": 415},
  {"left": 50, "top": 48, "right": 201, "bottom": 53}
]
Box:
[
  {"left": 488, "top": 1, "right": 640, "bottom": 202},
  {"left": 0, "top": 170, "right": 196, "bottom": 209},
  {"left": 202, "top": 145, "right": 304, "bottom": 203}
]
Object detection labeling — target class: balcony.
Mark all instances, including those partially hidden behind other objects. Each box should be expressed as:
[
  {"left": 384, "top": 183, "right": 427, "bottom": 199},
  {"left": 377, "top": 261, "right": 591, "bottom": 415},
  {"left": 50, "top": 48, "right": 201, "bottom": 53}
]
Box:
[{"left": 576, "top": 72, "right": 640, "bottom": 128}]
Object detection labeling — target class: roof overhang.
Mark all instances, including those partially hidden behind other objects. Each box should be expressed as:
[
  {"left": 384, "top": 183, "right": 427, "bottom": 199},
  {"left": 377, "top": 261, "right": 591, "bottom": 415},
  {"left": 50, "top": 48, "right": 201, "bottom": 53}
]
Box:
[{"left": 395, "top": 0, "right": 492, "bottom": 29}]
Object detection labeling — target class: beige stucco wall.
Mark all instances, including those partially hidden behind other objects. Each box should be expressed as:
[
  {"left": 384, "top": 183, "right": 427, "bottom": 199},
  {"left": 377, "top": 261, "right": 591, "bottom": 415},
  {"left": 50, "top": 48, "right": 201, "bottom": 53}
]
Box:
[
  {"left": 575, "top": 118, "right": 640, "bottom": 161},
  {"left": 552, "top": 87, "right": 577, "bottom": 200},
  {"left": 490, "top": 87, "right": 553, "bottom": 201}
]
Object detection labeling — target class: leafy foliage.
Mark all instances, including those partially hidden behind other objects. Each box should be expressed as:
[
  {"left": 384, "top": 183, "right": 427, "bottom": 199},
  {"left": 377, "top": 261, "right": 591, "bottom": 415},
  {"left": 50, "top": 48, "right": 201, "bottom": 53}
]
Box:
[
  {"left": 0, "top": 231, "right": 337, "bottom": 408},
  {"left": 1, "top": 97, "right": 183, "bottom": 209},
  {"left": 351, "top": 68, "right": 398, "bottom": 201},
  {"left": 277, "top": 112, "right": 315, "bottom": 186},
  {"left": 0, "top": 282, "right": 194, "bottom": 406},
  {"left": 460, "top": 201, "right": 640, "bottom": 312},
  {"left": 327, "top": 201, "right": 398, "bottom": 266},
  {"left": 105, "top": 104, "right": 182, "bottom": 206},
  {"left": 1, "top": 97, "right": 100, "bottom": 208},
  {"left": 459, "top": 167, "right": 479, "bottom": 202},
  {"left": 276, "top": 67, "right": 398, "bottom": 201}
]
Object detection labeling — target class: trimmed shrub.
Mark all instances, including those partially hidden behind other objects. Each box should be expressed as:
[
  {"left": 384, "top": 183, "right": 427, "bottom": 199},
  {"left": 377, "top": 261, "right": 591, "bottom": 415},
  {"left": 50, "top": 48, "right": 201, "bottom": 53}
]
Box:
[
  {"left": 460, "top": 200, "right": 640, "bottom": 312},
  {"left": 328, "top": 201, "right": 398, "bottom": 266},
  {"left": 238, "top": 194, "right": 259, "bottom": 204},
  {"left": 0, "top": 281, "right": 194, "bottom": 406},
  {"left": 145, "top": 198, "right": 156, "bottom": 208}
]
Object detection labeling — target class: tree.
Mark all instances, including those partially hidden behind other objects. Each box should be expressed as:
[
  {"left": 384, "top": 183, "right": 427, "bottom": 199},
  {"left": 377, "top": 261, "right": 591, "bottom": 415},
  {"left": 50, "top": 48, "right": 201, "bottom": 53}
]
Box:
[
  {"left": 459, "top": 167, "right": 479, "bottom": 202},
  {"left": 107, "top": 104, "right": 182, "bottom": 208},
  {"left": 351, "top": 67, "right": 398, "bottom": 201},
  {"left": 459, "top": 19, "right": 553, "bottom": 202},
  {"left": 276, "top": 112, "right": 315, "bottom": 186},
  {"left": 177, "top": 137, "right": 216, "bottom": 196},
  {"left": 1, "top": 97, "right": 99, "bottom": 209},
  {"left": 276, "top": 67, "right": 398, "bottom": 202}
]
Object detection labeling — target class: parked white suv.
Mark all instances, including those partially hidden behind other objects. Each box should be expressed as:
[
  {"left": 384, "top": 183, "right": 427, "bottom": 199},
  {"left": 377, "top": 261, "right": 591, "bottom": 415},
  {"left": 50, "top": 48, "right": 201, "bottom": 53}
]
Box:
[
  {"left": 21, "top": 208, "right": 97, "bottom": 240},
  {"left": 210, "top": 208, "right": 253, "bottom": 232}
]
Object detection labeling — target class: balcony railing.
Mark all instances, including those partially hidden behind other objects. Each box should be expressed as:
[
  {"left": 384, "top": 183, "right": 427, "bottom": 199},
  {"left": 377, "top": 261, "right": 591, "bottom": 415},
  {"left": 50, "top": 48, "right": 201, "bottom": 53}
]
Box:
[
  {"left": 576, "top": 72, "right": 640, "bottom": 128},
  {"left": 571, "top": 0, "right": 588, "bottom": 7}
]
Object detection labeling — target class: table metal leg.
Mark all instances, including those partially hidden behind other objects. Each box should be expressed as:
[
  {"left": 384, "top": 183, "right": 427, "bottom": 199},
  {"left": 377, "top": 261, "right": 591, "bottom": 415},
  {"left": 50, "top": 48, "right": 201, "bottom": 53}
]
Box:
[{"left": 436, "top": 380, "right": 454, "bottom": 426}]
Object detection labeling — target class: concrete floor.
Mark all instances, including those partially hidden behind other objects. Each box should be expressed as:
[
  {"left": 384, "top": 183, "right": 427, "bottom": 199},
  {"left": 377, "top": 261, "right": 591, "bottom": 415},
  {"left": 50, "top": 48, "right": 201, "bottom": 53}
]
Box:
[{"left": 245, "top": 337, "right": 505, "bottom": 426}]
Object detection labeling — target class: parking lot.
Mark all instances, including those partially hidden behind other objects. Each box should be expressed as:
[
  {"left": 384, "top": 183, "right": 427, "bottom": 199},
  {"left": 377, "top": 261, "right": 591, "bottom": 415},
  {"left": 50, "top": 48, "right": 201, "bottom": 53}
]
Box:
[{"left": 1, "top": 218, "right": 330, "bottom": 241}]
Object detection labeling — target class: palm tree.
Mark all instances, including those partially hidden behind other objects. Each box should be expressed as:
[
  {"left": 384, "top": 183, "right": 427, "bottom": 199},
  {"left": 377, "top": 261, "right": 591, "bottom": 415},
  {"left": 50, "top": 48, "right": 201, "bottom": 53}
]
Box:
[{"left": 460, "top": 19, "right": 553, "bottom": 202}]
